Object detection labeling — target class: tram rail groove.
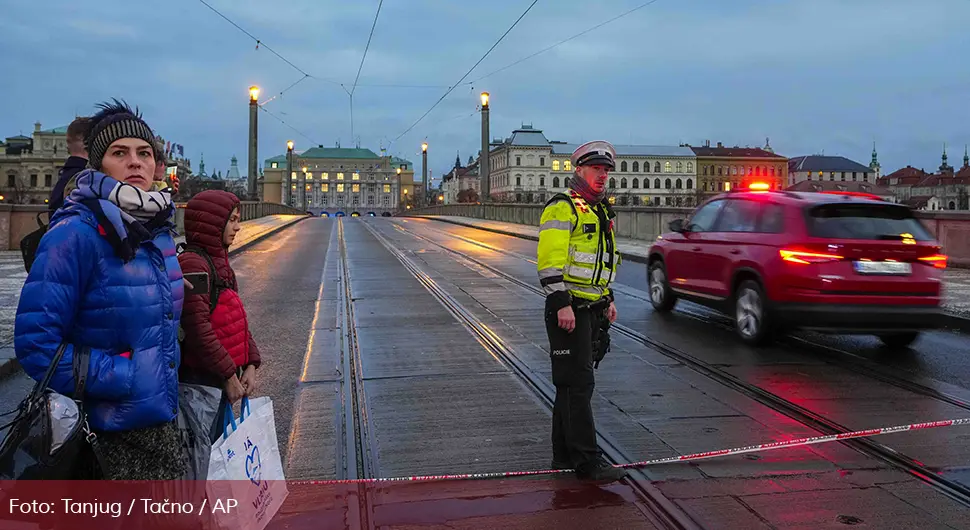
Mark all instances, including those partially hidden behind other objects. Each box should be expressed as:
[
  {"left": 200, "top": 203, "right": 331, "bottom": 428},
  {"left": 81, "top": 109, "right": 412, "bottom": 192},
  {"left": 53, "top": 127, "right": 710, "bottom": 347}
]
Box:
[
  {"left": 407, "top": 220, "right": 970, "bottom": 416},
  {"left": 337, "top": 219, "right": 379, "bottom": 530},
  {"left": 362, "top": 220, "right": 701, "bottom": 530},
  {"left": 388, "top": 219, "right": 970, "bottom": 508}
]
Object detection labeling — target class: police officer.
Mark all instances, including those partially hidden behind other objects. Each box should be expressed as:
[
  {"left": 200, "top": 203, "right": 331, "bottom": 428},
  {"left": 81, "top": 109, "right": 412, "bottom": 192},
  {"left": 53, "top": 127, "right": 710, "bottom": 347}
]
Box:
[{"left": 537, "top": 140, "right": 625, "bottom": 482}]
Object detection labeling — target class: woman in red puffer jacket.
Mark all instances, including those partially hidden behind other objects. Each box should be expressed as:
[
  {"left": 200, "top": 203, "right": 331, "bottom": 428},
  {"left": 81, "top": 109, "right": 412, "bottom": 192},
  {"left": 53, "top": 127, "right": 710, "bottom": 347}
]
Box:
[{"left": 178, "top": 190, "right": 261, "bottom": 440}]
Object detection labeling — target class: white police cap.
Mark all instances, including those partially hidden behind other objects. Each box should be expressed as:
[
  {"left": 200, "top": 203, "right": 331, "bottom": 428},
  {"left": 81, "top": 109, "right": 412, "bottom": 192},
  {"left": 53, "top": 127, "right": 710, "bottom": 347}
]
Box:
[{"left": 571, "top": 140, "right": 616, "bottom": 170}]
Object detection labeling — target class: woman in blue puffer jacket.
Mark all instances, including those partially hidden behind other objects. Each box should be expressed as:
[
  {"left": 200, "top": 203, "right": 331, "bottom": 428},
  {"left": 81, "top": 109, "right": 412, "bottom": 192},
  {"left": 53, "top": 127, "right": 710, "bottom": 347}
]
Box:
[{"left": 14, "top": 100, "right": 185, "bottom": 480}]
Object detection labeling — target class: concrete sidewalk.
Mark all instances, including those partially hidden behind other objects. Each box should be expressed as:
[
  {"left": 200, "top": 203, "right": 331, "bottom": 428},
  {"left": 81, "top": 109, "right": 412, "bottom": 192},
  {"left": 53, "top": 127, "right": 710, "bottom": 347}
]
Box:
[
  {"left": 416, "top": 214, "right": 970, "bottom": 331},
  {"left": 0, "top": 213, "right": 307, "bottom": 379}
]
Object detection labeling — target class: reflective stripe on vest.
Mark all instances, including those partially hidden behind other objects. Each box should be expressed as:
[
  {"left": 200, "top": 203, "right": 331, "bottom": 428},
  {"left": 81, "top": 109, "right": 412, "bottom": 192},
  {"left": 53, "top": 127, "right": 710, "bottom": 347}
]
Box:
[{"left": 557, "top": 191, "right": 618, "bottom": 300}]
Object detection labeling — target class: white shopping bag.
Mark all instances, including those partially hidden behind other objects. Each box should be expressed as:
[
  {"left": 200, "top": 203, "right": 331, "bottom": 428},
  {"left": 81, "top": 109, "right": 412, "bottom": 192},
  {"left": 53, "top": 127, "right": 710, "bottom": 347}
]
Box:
[{"left": 206, "top": 396, "right": 288, "bottom": 530}]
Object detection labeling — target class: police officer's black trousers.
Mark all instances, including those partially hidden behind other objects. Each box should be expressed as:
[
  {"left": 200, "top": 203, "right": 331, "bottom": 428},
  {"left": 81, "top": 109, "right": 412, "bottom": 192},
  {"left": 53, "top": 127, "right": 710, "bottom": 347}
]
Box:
[{"left": 545, "top": 300, "right": 599, "bottom": 472}]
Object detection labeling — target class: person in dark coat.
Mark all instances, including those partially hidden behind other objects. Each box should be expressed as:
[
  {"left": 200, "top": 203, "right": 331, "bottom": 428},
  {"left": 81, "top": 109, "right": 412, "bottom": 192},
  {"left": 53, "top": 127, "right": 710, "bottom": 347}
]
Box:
[
  {"left": 48, "top": 116, "right": 90, "bottom": 213},
  {"left": 15, "top": 99, "right": 185, "bottom": 480},
  {"left": 178, "top": 190, "right": 262, "bottom": 441}
]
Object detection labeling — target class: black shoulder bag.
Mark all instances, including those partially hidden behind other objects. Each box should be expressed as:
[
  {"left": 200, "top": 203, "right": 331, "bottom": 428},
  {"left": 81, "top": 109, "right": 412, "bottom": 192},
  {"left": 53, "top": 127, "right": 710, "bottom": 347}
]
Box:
[{"left": 0, "top": 344, "right": 108, "bottom": 479}]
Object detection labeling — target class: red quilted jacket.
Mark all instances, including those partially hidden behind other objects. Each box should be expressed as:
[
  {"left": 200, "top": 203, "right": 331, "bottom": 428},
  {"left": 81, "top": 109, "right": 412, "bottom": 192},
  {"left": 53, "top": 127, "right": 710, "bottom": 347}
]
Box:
[{"left": 178, "top": 190, "right": 261, "bottom": 381}]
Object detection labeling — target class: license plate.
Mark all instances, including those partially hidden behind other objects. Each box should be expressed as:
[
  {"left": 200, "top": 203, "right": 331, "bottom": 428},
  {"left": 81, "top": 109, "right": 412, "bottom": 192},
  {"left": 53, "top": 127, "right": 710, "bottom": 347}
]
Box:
[{"left": 853, "top": 261, "right": 912, "bottom": 275}]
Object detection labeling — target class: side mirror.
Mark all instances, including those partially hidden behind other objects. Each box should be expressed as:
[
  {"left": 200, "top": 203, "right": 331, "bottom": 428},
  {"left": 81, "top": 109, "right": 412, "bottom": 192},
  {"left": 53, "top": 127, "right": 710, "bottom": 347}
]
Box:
[{"left": 668, "top": 219, "right": 686, "bottom": 233}]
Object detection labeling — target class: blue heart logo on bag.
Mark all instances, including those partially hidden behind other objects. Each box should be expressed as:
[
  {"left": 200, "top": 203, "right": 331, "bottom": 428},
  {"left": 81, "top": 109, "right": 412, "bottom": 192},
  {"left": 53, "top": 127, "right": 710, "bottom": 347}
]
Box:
[{"left": 245, "top": 441, "right": 262, "bottom": 486}]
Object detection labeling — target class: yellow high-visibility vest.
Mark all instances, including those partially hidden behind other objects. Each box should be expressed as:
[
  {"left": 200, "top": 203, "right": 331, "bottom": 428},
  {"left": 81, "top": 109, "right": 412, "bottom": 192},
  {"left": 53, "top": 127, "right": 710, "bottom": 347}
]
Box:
[{"left": 537, "top": 190, "right": 619, "bottom": 303}]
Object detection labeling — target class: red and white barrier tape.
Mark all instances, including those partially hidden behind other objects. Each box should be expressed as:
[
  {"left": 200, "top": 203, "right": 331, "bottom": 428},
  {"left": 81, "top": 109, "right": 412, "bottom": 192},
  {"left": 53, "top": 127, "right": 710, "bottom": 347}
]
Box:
[{"left": 295, "top": 417, "right": 970, "bottom": 485}]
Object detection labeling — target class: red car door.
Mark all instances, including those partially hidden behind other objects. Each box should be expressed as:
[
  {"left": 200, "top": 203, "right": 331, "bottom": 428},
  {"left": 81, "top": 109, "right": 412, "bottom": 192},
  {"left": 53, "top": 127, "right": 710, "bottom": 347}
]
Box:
[
  {"left": 702, "top": 198, "right": 766, "bottom": 298},
  {"left": 669, "top": 199, "right": 726, "bottom": 295}
]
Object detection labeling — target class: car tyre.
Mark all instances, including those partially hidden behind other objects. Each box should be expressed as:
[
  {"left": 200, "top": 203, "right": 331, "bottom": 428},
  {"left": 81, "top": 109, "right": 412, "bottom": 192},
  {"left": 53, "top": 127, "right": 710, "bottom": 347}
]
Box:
[
  {"left": 734, "top": 279, "right": 772, "bottom": 346},
  {"left": 648, "top": 260, "right": 677, "bottom": 312},
  {"left": 878, "top": 332, "right": 919, "bottom": 349}
]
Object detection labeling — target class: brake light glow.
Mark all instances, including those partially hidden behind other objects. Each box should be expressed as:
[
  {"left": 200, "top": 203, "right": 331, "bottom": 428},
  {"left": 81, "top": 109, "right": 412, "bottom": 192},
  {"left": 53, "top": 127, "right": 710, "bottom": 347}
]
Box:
[
  {"left": 918, "top": 254, "right": 948, "bottom": 269},
  {"left": 779, "top": 249, "right": 843, "bottom": 264},
  {"left": 749, "top": 182, "right": 770, "bottom": 191}
]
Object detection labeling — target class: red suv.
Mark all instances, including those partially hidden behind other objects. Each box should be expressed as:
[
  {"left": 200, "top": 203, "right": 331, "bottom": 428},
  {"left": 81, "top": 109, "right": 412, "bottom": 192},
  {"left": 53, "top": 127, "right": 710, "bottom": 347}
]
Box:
[{"left": 646, "top": 185, "right": 947, "bottom": 347}]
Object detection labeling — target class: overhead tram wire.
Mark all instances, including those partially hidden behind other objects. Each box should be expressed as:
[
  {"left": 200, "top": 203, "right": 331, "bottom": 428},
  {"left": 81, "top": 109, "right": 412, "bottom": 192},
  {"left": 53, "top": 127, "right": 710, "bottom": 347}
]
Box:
[
  {"left": 348, "top": 0, "right": 385, "bottom": 142},
  {"left": 259, "top": 105, "right": 320, "bottom": 147},
  {"left": 469, "top": 0, "right": 662, "bottom": 84},
  {"left": 389, "top": 0, "right": 540, "bottom": 146}
]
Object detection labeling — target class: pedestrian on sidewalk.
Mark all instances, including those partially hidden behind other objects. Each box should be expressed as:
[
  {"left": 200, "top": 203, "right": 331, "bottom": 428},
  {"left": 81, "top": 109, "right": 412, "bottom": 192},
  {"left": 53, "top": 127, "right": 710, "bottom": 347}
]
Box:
[
  {"left": 14, "top": 99, "right": 186, "bottom": 480},
  {"left": 177, "top": 189, "right": 262, "bottom": 443},
  {"left": 537, "top": 140, "right": 625, "bottom": 482},
  {"left": 48, "top": 116, "right": 91, "bottom": 213}
]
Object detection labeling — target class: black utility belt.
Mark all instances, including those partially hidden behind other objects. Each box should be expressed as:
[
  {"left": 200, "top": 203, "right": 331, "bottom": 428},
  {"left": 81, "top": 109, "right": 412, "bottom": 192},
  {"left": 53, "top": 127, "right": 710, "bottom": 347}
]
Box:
[{"left": 572, "top": 298, "right": 609, "bottom": 311}]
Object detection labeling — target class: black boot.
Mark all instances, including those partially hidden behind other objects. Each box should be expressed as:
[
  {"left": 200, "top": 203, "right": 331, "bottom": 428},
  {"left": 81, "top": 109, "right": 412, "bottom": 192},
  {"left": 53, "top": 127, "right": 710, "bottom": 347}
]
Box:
[{"left": 576, "top": 460, "right": 626, "bottom": 482}]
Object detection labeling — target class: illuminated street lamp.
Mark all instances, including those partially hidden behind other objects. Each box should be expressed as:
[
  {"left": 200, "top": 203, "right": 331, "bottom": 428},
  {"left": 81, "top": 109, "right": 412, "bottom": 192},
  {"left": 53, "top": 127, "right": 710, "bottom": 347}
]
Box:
[
  {"left": 421, "top": 142, "right": 428, "bottom": 207},
  {"left": 247, "top": 85, "right": 260, "bottom": 200},
  {"left": 285, "top": 140, "right": 294, "bottom": 206},
  {"left": 480, "top": 91, "right": 490, "bottom": 203}
]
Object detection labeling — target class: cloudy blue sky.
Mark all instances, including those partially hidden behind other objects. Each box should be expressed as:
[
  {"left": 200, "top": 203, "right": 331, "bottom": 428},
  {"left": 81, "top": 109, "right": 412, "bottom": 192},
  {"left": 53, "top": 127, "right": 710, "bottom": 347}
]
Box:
[{"left": 2, "top": 0, "right": 969, "bottom": 185}]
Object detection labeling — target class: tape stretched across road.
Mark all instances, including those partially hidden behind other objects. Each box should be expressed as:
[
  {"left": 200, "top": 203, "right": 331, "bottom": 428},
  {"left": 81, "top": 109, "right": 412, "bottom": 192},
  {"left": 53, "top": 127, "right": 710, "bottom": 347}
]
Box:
[{"left": 295, "top": 417, "right": 970, "bottom": 485}]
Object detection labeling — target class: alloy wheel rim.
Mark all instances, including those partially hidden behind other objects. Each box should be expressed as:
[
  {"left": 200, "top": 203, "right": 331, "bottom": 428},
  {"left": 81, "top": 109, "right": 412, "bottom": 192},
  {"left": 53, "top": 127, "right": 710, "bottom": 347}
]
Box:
[
  {"left": 650, "top": 267, "right": 666, "bottom": 304},
  {"left": 736, "top": 288, "right": 762, "bottom": 338}
]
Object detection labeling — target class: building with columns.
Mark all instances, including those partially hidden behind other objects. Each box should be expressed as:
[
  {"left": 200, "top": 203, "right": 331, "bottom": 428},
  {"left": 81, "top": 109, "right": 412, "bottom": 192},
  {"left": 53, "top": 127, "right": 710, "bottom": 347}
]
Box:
[
  {"left": 0, "top": 122, "right": 73, "bottom": 204},
  {"left": 262, "top": 145, "right": 411, "bottom": 215},
  {"left": 484, "top": 125, "right": 699, "bottom": 206}
]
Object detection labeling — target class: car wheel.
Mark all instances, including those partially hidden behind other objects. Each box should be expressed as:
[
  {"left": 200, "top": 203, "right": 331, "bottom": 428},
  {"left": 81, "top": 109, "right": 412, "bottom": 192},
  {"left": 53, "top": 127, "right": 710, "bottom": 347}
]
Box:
[
  {"left": 878, "top": 332, "right": 919, "bottom": 349},
  {"left": 648, "top": 260, "right": 677, "bottom": 312},
  {"left": 734, "top": 280, "right": 772, "bottom": 346}
]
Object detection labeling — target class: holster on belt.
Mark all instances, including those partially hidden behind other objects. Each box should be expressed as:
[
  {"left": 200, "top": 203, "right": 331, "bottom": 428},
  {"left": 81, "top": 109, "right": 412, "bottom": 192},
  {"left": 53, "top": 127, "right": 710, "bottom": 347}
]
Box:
[{"left": 575, "top": 298, "right": 611, "bottom": 369}]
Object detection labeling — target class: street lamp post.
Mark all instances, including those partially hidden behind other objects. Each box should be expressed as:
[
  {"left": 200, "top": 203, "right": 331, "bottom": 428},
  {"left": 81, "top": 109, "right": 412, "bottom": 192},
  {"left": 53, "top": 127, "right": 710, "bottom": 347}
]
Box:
[
  {"left": 480, "top": 92, "right": 490, "bottom": 203},
  {"left": 300, "top": 165, "right": 308, "bottom": 212},
  {"left": 285, "top": 140, "right": 293, "bottom": 206},
  {"left": 421, "top": 142, "right": 428, "bottom": 208},
  {"left": 247, "top": 85, "right": 260, "bottom": 201}
]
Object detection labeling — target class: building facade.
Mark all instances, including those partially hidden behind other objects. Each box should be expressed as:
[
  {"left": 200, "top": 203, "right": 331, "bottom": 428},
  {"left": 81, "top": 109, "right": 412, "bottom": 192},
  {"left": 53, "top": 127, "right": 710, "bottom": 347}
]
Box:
[
  {"left": 263, "top": 146, "right": 408, "bottom": 215},
  {"left": 0, "top": 122, "right": 72, "bottom": 204},
  {"left": 877, "top": 146, "right": 970, "bottom": 210},
  {"left": 690, "top": 140, "right": 788, "bottom": 196},
  {"left": 442, "top": 154, "right": 480, "bottom": 205},
  {"left": 787, "top": 155, "right": 877, "bottom": 187},
  {"left": 484, "top": 125, "right": 698, "bottom": 206}
]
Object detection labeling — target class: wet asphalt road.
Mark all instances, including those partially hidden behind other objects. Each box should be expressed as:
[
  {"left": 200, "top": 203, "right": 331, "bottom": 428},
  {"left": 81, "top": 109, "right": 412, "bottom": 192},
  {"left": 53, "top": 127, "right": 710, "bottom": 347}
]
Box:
[{"left": 397, "top": 217, "right": 970, "bottom": 392}]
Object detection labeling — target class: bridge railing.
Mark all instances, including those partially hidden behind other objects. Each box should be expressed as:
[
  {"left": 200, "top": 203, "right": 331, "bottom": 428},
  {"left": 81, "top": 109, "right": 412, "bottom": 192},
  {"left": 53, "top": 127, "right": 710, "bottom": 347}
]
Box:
[
  {"left": 2, "top": 201, "right": 307, "bottom": 251},
  {"left": 409, "top": 203, "right": 970, "bottom": 268}
]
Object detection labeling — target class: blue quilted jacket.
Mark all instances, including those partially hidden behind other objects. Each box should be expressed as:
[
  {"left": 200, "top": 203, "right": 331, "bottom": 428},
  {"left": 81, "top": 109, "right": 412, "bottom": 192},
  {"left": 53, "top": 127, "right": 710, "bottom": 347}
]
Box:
[{"left": 14, "top": 195, "right": 184, "bottom": 432}]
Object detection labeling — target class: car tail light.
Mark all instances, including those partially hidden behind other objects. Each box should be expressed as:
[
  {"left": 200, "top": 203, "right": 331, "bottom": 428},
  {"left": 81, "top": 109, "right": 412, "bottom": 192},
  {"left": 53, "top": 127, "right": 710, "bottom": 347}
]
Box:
[
  {"left": 779, "top": 249, "right": 843, "bottom": 265},
  {"left": 918, "top": 254, "right": 948, "bottom": 269}
]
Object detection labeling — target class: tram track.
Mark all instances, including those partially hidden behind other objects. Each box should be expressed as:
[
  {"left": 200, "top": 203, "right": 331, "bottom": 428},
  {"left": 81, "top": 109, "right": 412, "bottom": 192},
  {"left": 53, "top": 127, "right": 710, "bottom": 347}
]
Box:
[
  {"left": 387, "top": 218, "right": 970, "bottom": 508},
  {"left": 336, "top": 218, "right": 379, "bottom": 529},
  {"left": 407, "top": 219, "right": 970, "bottom": 413},
  {"left": 360, "top": 220, "right": 702, "bottom": 530}
]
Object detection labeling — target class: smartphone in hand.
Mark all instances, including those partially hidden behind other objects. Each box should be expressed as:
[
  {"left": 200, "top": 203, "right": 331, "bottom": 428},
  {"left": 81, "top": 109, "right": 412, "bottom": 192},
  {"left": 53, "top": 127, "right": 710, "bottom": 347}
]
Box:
[{"left": 183, "top": 272, "right": 209, "bottom": 296}]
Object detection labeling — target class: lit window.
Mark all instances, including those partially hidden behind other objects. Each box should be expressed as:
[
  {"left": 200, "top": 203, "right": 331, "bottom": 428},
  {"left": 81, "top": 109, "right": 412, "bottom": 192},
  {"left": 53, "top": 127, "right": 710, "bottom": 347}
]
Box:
[
  {"left": 352, "top": 183, "right": 360, "bottom": 192},
  {"left": 271, "top": 162, "right": 278, "bottom": 169},
  {"left": 291, "top": 184, "right": 296, "bottom": 190},
  {"left": 383, "top": 184, "right": 391, "bottom": 193},
  {"left": 307, "top": 173, "right": 313, "bottom": 180},
  {"left": 564, "top": 161, "right": 572, "bottom": 171},
  {"left": 676, "top": 161, "right": 683, "bottom": 173},
  {"left": 552, "top": 160, "right": 560, "bottom": 171},
  {"left": 322, "top": 183, "right": 329, "bottom": 192},
  {"left": 337, "top": 173, "right": 345, "bottom": 180},
  {"left": 687, "top": 162, "right": 693, "bottom": 172},
  {"left": 291, "top": 172, "right": 297, "bottom": 179},
  {"left": 664, "top": 162, "right": 672, "bottom": 173},
  {"left": 353, "top": 173, "right": 360, "bottom": 180},
  {"left": 337, "top": 183, "right": 345, "bottom": 192},
  {"left": 322, "top": 172, "right": 329, "bottom": 180},
  {"left": 306, "top": 184, "right": 311, "bottom": 191}
]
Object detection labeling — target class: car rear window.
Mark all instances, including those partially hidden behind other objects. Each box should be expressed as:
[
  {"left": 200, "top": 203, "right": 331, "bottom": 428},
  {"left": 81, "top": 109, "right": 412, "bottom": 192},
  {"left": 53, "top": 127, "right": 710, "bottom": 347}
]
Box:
[{"left": 804, "top": 203, "right": 934, "bottom": 240}]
